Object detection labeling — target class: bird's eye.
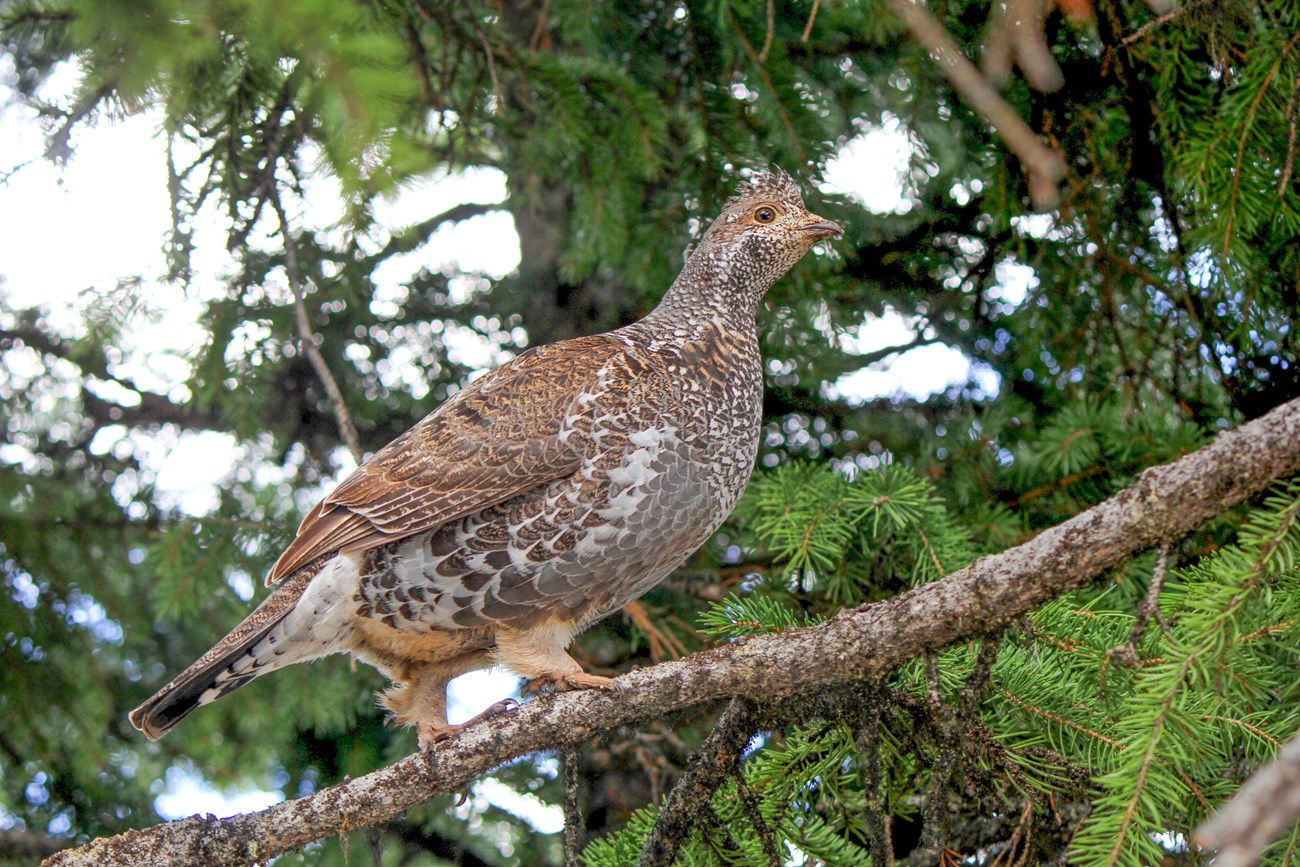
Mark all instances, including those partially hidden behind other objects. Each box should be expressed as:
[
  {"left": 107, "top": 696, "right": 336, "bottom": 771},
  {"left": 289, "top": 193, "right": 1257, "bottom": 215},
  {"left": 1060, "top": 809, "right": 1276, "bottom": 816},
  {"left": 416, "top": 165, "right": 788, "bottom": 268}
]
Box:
[{"left": 753, "top": 205, "right": 779, "bottom": 224}]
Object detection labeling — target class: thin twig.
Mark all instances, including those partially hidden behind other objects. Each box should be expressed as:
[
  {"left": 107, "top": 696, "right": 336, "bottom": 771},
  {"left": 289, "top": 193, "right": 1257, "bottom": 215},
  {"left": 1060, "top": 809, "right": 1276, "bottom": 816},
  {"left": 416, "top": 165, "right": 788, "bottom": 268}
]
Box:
[
  {"left": 857, "top": 698, "right": 894, "bottom": 866},
  {"left": 562, "top": 747, "right": 584, "bottom": 867},
  {"left": 731, "top": 11, "right": 809, "bottom": 164},
  {"left": 1279, "top": 72, "right": 1300, "bottom": 198},
  {"left": 735, "top": 775, "right": 782, "bottom": 866},
  {"left": 528, "top": 0, "right": 552, "bottom": 53},
  {"left": 1107, "top": 543, "right": 1173, "bottom": 667},
  {"left": 885, "top": 0, "right": 1065, "bottom": 210},
  {"left": 364, "top": 201, "right": 502, "bottom": 264},
  {"left": 636, "top": 699, "right": 756, "bottom": 867},
  {"left": 623, "top": 599, "right": 692, "bottom": 661},
  {"left": 269, "top": 192, "right": 364, "bottom": 463},
  {"left": 925, "top": 651, "right": 945, "bottom": 712},
  {"left": 44, "top": 83, "right": 114, "bottom": 163},
  {"left": 997, "top": 688, "right": 1121, "bottom": 747},
  {"left": 1009, "top": 0, "right": 1064, "bottom": 92},
  {"left": 758, "top": 0, "right": 775, "bottom": 62},
  {"left": 982, "top": 1, "right": 1016, "bottom": 88},
  {"left": 699, "top": 806, "right": 745, "bottom": 856},
  {"left": 0, "top": 155, "right": 41, "bottom": 186},
  {"left": 476, "top": 27, "right": 504, "bottom": 113},
  {"left": 959, "top": 638, "right": 1002, "bottom": 716},
  {"left": 800, "top": 0, "right": 821, "bottom": 42},
  {"left": 920, "top": 652, "right": 958, "bottom": 857},
  {"left": 1121, "top": 6, "right": 1186, "bottom": 45}
]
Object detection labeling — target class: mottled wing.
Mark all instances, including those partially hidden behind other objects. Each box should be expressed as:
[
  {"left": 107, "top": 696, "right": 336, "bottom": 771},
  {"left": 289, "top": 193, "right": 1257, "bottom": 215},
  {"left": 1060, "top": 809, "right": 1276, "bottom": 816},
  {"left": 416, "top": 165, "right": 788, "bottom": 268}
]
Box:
[
  {"left": 360, "top": 326, "right": 759, "bottom": 633},
  {"left": 265, "top": 335, "right": 623, "bottom": 584}
]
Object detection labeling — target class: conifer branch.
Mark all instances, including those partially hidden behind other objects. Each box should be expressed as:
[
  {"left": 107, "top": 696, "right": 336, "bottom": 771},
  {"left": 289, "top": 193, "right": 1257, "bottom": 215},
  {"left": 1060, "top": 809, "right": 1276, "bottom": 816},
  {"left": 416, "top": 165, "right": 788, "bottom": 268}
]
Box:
[
  {"left": 800, "top": 0, "right": 821, "bottom": 42},
  {"left": 43, "top": 83, "right": 114, "bottom": 163},
  {"left": 636, "top": 699, "right": 756, "bottom": 867},
  {"left": 920, "top": 651, "right": 959, "bottom": 857},
  {"left": 735, "top": 774, "right": 781, "bottom": 866},
  {"left": 42, "top": 395, "right": 1300, "bottom": 867},
  {"left": 562, "top": 747, "right": 585, "bottom": 867},
  {"left": 856, "top": 696, "right": 895, "bottom": 866},
  {"left": 1107, "top": 543, "right": 1172, "bottom": 668},
  {"left": 363, "top": 201, "right": 503, "bottom": 264}
]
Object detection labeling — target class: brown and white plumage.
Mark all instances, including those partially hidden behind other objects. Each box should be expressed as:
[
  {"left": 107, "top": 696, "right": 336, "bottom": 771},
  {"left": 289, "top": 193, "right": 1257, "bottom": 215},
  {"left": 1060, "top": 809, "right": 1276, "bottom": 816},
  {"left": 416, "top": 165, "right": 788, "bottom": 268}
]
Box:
[{"left": 129, "top": 171, "right": 841, "bottom": 749}]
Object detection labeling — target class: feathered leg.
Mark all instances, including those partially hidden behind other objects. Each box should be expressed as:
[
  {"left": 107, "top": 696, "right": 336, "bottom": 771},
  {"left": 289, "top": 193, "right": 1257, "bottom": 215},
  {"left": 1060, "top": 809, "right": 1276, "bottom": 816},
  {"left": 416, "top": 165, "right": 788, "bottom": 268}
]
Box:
[
  {"left": 494, "top": 622, "right": 622, "bottom": 695},
  {"left": 381, "top": 665, "right": 517, "bottom": 751}
]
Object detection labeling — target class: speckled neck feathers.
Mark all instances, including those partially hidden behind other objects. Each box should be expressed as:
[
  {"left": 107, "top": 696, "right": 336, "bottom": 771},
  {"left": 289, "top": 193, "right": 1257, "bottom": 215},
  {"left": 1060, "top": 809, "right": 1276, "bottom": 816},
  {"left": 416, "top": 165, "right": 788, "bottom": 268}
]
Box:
[{"left": 641, "top": 168, "right": 829, "bottom": 338}]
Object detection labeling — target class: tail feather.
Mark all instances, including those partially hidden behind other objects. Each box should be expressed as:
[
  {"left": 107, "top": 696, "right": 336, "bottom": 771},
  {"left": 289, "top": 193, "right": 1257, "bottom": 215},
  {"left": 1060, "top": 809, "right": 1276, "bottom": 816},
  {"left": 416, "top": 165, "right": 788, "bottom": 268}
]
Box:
[{"left": 130, "top": 565, "right": 321, "bottom": 740}]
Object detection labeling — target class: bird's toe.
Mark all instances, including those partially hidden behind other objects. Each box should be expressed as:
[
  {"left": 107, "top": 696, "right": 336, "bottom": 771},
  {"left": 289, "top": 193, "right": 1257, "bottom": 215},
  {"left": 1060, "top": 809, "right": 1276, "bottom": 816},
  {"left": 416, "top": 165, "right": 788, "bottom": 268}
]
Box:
[
  {"left": 417, "top": 723, "right": 458, "bottom": 752},
  {"left": 561, "top": 671, "right": 622, "bottom": 693}
]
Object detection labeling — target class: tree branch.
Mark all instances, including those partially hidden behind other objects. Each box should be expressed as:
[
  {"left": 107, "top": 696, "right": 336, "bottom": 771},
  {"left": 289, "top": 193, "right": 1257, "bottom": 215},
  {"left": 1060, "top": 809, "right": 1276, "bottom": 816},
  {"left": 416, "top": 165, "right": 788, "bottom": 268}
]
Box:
[
  {"left": 43, "top": 83, "right": 115, "bottom": 164},
  {"left": 363, "top": 202, "right": 503, "bottom": 264},
  {"left": 884, "top": 0, "right": 1065, "bottom": 210},
  {"left": 0, "top": 324, "right": 231, "bottom": 434},
  {"left": 636, "top": 698, "right": 756, "bottom": 867},
  {"left": 856, "top": 695, "right": 895, "bottom": 866},
  {"left": 562, "top": 747, "right": 584, "bottom": 867},
  {"left": 43, "top": 394, "right": 1300, "bottom": 867},
  {"left": 1194, "top": 731, "right": 1300, "bottom": 866}
]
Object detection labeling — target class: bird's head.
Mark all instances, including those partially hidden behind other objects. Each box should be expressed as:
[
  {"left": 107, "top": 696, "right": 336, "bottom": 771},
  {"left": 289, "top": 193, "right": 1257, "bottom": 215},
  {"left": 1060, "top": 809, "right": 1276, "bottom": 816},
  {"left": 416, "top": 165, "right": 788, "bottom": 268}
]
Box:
[{"left": 691, "top": 168, "right": 843, "bottom": 297}]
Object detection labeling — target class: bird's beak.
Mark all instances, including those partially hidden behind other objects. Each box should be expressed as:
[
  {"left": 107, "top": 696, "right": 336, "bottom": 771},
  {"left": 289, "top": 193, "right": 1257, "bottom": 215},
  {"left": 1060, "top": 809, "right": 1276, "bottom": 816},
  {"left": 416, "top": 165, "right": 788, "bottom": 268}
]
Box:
[{"left": 801, "top": 217, "right": 843, "bottom": 241}]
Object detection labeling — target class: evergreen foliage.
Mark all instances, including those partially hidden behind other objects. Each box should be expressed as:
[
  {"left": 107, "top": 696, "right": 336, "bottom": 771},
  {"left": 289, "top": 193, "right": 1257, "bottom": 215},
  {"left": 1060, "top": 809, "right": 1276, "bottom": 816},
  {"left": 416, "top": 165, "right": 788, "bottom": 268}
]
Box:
[{"left": 2, "top": 0, "right": 1299, "bottom": 863}]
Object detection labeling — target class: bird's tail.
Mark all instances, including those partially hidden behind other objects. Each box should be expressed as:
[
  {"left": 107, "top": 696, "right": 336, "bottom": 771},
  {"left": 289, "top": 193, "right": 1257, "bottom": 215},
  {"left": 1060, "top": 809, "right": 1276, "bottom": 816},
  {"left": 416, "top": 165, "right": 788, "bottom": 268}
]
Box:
[{"left": 129, "top": 567, "right": 320, "bottom": 740}]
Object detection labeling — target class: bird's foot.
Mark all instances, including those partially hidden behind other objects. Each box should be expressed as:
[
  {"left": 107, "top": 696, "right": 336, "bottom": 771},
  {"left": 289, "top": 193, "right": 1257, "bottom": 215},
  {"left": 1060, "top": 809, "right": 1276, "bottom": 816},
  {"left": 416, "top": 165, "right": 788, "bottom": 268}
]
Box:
[
  {"left": 523, "top": 671, "right": 622, "bottom": 696},
  {"left": 415, "top": 698, "right": 519, "bottom": 752}
]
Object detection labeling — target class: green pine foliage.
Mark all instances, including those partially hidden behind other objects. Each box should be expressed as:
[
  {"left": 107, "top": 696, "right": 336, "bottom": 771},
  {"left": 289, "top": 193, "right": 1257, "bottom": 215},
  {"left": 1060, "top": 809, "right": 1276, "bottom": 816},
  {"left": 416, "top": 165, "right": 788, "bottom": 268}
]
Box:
[
  {"left": 587, "top": 466, "right": 1300, "bottom": 865},
  {"left": 1071, "top": 483, "right": 1300, "bottom": 866}
]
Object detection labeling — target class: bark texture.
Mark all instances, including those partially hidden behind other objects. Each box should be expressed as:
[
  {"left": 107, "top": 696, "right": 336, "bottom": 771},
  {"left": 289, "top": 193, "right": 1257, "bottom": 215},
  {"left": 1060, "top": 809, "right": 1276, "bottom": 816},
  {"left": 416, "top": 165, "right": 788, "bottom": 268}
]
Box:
[
  {"left": 44, "top": 394, "right": 1300, "bottom": 867},
  {"left": 1194, "top": 731, "right": 1300, "bottom": 866}
]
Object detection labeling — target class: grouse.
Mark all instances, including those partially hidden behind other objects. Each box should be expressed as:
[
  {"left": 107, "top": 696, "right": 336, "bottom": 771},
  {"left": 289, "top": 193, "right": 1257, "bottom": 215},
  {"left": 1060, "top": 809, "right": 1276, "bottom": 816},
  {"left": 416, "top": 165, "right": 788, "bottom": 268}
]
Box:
[{"left": 130, "top": 170, "right": 842, "bottom": 749}]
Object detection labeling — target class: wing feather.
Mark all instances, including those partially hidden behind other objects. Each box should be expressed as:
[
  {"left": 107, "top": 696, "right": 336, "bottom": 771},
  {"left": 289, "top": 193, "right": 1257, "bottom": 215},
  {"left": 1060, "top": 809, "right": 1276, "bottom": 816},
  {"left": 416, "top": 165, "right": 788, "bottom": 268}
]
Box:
[{"left": 265, "top": 336, "right": 621, "bottom": 584}]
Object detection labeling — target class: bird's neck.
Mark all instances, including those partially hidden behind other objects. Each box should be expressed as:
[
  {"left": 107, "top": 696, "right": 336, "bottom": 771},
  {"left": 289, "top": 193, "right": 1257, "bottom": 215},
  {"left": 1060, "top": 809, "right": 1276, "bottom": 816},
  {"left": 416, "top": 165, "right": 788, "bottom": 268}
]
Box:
[{"left": 638, "top": 246, "right": 764, "bottom": 338}]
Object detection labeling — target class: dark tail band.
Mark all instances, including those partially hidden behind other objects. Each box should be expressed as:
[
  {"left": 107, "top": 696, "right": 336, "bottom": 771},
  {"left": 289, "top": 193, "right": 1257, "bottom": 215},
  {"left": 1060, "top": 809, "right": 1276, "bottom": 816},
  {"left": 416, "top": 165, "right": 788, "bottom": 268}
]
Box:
[{"left": 130, "top": 566, "right": 319, "bottom": 739}]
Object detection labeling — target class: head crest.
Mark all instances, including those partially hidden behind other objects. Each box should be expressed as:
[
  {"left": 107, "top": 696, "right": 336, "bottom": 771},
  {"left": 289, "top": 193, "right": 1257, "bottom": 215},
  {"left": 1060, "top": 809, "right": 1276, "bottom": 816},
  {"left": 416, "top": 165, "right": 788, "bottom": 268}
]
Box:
[{"left": 727, "top": 167, "right": 801, "bottom": 207}]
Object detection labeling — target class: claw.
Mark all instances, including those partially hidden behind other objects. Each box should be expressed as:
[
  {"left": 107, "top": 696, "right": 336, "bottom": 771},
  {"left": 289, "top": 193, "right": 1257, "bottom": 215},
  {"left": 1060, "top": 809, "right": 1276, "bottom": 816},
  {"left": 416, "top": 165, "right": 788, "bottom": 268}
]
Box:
[{"left": 416, "top": 698, "right": 522, "bottom": 751}]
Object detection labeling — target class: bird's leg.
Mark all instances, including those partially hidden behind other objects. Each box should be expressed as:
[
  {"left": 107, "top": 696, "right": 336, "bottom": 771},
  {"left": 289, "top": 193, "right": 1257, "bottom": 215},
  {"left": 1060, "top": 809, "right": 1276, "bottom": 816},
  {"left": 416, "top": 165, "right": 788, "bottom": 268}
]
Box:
[
  {"left": 381, "top": 668, "right": 519, "bottom": 751},
  {"left": 380, "top": 670, "right": 452, "bottom": 751},
  {"left": 494, "top": 623, "right": 623, "bottom": 696}
]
